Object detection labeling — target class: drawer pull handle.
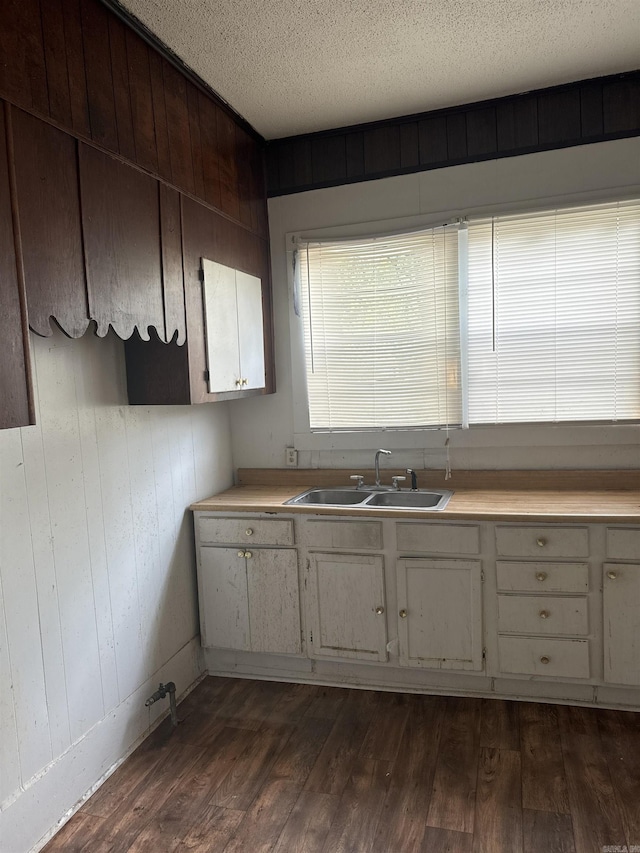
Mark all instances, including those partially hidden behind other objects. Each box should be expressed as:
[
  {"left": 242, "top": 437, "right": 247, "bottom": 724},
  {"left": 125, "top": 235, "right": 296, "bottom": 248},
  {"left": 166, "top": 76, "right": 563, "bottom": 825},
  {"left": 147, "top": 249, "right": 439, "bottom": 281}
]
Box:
[
  {"left": 375, "top": 606, "right": 385, "bottom": 615},
  {"left": 245, "top": 551, "right": 252, "bottom": 559},
  {"left": 536, "top": 572, "right": 548, "bottom": 582},
  {"left": 607, "top": 570, "right": 618, "bottom": 580},
  {"left": 536, "top": 537, "right": 547, "bottom": 547},
  {"left": 539, "top": 610, "right": 550, "bottom": 619},
  {"left": 540, "top": 656, "right": 550, "bottom": 665},
  {"left": 245, "top": 528, "right": 253, "bottom": 536},
  {"left": 399, "top": 609, "right": 408, "bottom": 618},
  {"left": 237, "top": 550, "right": 245, "bottom": 558}
]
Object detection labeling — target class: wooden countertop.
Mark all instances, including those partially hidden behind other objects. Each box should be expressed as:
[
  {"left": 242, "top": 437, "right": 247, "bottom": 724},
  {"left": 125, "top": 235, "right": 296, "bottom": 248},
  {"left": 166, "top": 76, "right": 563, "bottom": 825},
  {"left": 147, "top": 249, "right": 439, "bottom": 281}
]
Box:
[{"left": 190, "top": 475, "right": 640, "bottom": 523}]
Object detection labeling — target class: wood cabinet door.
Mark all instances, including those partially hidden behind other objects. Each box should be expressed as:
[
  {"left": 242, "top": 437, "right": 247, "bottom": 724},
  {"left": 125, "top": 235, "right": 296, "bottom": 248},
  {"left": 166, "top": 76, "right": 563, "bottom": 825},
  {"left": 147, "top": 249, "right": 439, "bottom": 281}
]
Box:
[
  {"left": 0, "top": 104, "right": 32, "bottom": 428},
  {"left": 397, "top": 558, "right": 483, "bottom": 671},
  {"left": 79, "top": 143, "right": 165, "bottom": 341},
  {"left": 247, "top": 549, "right": 301, "bottom": 655},
  {"left": 307, "top": 553, "right": 387, "bottom": 662},
  {"left": 198, "top": 547, "right": 250, "bottom": 651},
  {"left": 603, "top": 562, "right": 640, "bottom": 686},
  {"left": 236, "top": 269, "right": 265, "bottom": 390}
]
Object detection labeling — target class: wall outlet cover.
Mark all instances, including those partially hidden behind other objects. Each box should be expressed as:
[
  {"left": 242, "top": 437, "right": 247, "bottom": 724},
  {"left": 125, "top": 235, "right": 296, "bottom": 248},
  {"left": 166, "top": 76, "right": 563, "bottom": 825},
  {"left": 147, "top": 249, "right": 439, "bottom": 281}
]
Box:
[{"left": 285, "top": 447, "right": 298, "bottom": 467}]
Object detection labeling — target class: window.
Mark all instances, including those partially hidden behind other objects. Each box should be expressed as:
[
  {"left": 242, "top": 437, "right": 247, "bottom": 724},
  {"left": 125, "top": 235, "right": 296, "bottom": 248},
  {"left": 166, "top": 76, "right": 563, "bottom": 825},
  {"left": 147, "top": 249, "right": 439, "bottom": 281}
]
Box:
[{"left": 294, "top": 199, "right": 640, "bottom": 432}]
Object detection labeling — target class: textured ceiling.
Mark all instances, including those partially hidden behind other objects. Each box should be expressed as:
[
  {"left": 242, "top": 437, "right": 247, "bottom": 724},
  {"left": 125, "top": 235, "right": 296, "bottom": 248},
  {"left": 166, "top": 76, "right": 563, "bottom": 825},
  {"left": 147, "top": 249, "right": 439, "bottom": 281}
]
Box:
[{"left": 119, "top": 0, "right": 640, "bottom": 139}]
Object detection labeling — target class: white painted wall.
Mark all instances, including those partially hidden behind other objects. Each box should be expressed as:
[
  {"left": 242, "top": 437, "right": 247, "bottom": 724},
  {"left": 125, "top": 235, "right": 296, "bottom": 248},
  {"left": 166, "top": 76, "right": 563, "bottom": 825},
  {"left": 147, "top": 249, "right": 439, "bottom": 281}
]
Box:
[
  {"left": 230, "top": 138, "right": 640, "bottom": 472},
  {"left": 0, "top": 327, "right": 234, "bottom": 853}
]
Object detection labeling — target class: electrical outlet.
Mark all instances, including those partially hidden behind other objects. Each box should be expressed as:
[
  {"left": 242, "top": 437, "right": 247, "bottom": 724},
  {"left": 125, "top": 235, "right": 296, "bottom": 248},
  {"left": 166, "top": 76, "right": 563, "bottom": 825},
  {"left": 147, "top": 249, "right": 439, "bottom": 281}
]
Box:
[{"left": 285, "top": 447, "right": 298, "bottom": 467}]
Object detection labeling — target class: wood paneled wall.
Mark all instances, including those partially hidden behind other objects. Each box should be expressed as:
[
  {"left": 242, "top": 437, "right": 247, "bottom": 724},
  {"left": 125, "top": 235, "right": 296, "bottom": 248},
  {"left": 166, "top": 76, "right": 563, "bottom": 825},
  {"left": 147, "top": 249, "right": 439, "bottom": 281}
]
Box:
[
  {"left": 0, "top": 0, "right": 273, "bottom": 428},
  {"left": 266, "top": 72, "right": 640, "bottom": 196},
  {"left": 0, "top": 0, "right": 268, "bottom": 236}
]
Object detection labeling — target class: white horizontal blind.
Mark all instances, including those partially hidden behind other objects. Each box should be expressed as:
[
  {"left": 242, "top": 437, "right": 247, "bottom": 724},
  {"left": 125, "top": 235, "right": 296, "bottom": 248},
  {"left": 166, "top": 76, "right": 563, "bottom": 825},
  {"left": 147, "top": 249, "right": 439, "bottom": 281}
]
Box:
[
  {"left": 299, "top": 227, "right": 461, "bottom": 430},
  {"left": 467, "top": 200, "right": 640, "bottom": 424}
]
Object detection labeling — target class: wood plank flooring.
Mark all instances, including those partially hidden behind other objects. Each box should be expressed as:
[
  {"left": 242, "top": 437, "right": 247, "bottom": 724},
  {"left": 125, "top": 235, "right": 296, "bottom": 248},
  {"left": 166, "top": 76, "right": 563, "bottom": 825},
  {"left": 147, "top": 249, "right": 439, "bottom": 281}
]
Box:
[{"left": 42, "top": 677, "right": 640, "bottom": 853}]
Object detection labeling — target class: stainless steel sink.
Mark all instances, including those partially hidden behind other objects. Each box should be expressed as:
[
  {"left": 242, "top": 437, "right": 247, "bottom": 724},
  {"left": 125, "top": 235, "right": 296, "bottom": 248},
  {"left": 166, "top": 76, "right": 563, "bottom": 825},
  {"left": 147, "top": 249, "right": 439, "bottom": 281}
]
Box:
[
  {"left": 284, "top": 487, "right": 453, "bottom": 510},
  {"left": 366, "top": 490, "right": 453, "bottom": 509},
  {"left": 285, "top": 488, "right": 374, "bottom": 506}
]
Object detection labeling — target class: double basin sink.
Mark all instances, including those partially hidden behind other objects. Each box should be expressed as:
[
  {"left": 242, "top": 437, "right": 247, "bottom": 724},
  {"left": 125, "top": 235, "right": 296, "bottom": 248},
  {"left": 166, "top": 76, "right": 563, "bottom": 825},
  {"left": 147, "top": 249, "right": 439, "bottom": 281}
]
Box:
[{"left": 285, "top": 486, "right": 453, "bottom": 510}]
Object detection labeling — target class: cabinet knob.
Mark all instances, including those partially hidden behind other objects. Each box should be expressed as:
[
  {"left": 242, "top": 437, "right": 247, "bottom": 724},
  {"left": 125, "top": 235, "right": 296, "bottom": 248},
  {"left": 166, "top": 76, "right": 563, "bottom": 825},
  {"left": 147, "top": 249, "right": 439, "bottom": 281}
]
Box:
[
  {"left": 245, "top": 528, "right": 253, "bottom": 536},
  {"left": 539, "top": 610, "right": 550, "bottom": 619},
  {"left": 241, "top": 378, "right": 248, "bottom": 386},
  {"left": 399, "top": 609, "right": 408, "bottom": 618},
  {"left": 540, "top": 656, "right": 550, "bottom": 665},
  {"left": 237, "top": 550, "right": 245, "bottom": 558},
  {"left": 536, "top": 572, "right": 548, "bottom": 582},
  {"left": 375, "top": 606, "right": 385, "bottom": 615},
  {"left": 607, "top": 570, "right": 618, "bottom": 580},
  {"left": 244, "top": 551, "right": 252, "bottom": 559},
  {"left": 235, "top": 378, "right": 242, "bottom": 387},
  {"left": 536, "top": 537, "right": 547, "bottom": 548}
]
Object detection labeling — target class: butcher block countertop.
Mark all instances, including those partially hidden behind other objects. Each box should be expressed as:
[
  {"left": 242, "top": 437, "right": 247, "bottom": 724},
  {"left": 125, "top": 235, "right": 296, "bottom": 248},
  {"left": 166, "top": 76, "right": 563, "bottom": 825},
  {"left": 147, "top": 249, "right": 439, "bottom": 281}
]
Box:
[{"left": 190, "top": 469, "right": 640, "bottom": 523}]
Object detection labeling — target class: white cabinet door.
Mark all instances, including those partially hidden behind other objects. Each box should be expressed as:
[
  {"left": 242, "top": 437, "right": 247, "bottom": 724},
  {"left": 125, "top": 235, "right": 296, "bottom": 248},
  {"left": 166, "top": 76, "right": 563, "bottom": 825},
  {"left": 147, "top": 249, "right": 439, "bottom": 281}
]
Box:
[
  {"left": 247, "top": 549, "right": 301, "bottom": 655},
  {"left": 202, "top": 259, "right": 265, "bottom": 393},
  {"left": 397, "top": 558, "right": 483, "bottom": 671},
  {"left": 307, "top": 553, "right": 388, "bottom": 662},
  {"left": 202, "top": 259, "right": 240, "bottom": 393},
  {"left": 236, "top": 270, "right": 265, "bottom": 390},
  {"left": 198, "top": 547, "right": 250, "bottom": 650},
  {"left": 199, "top": 546, "right": 301, "bottom": 655},
  {"left": 603, "top": 562, "right": 640, "bottom": 686}
]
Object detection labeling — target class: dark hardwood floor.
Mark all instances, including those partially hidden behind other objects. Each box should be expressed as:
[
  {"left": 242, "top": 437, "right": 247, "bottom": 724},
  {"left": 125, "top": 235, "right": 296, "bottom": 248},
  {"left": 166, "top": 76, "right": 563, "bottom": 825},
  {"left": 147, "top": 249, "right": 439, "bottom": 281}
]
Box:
[{"left": 42, "top": 677, "right": 640, "bottom": 852}]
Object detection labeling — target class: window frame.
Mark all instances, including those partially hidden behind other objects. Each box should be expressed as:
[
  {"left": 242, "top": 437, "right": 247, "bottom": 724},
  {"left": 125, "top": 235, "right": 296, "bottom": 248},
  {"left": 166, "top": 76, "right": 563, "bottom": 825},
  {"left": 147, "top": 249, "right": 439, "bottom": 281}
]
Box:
[{"left": 287, "top": 192, "right": 640, "bottom": 453}]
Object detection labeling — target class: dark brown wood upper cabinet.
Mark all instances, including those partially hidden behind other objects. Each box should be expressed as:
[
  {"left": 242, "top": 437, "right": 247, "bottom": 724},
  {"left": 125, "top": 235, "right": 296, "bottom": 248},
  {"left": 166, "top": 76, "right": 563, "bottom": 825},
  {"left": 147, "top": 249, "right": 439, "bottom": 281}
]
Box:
[
  {"left": 0, "top": 104, "right": 33, "bottom": 429},
  {"left": 125, "top": 195, "right": 274, "bottom": 406},
  {"left": 12, "top": 106, "right": 90, "bottom": 339},
  {"left": 79, "top": 143, "right": 166, "bottom": 341}
]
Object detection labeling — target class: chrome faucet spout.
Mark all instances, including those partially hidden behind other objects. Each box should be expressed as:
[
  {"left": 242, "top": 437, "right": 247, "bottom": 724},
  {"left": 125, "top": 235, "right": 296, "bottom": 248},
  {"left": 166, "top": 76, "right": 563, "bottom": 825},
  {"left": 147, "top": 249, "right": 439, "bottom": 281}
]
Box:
[{"left": 374, "top": 449, "right": 392, "bottom": 487}]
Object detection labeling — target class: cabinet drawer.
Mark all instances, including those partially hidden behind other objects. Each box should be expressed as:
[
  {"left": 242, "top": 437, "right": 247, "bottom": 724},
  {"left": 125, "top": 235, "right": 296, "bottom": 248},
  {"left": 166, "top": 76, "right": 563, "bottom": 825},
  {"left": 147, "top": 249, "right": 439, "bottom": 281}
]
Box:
[
  {"left": 498, "top": 636, "right": 590, "bottom": 679},
  {"left": 396, "top": 523, "right": 480, "bottom": 555},
  {"left": 303, "top": 519, "right": 382, "bottom": 550},
  {"left": 496, "top": 561, "right": 589, "bottom": 593},
  {"left": 495, "top": 526, "right": 588, "bottom": 558},
  {"left": 606, "top": 527, "right": 640, "bottom": 560},
  {"left": 198, "top": 516, "right": 294, "bottom": 546},
  {"left": 497, "top": 595, "right": 588, "bottom": 636}
]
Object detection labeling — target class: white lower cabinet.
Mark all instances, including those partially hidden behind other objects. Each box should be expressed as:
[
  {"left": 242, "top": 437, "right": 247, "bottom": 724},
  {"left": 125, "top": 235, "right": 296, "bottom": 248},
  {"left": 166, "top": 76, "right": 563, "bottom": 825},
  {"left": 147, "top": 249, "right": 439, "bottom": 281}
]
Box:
[
  {"left": 198, "top": 545, "right": 301, "bottom": 655},
  {"left": 603, "top": 562, "right": 640, "bottom": 686},
  {"left": 194, "top": 511, "right": 640, "bottom": 708},
  {"left": 396, "top": 558, "right": 483, "bottom": 670},
  {"left": 307, "top": 552, "right": 388, "bottom": 661}
]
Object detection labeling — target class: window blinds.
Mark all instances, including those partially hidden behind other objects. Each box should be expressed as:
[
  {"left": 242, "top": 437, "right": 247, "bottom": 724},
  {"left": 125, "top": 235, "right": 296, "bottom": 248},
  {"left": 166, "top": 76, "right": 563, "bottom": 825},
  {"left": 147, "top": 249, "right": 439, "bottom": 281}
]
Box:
[
  {"left": 296, "top": 199, "right": 640, "bottom": 433},
  {"left": 298, "top": 227, "right": 461, "bottom": 430},
  {"left": 466, "top": 200, "right": 640, "bottom": 424}
]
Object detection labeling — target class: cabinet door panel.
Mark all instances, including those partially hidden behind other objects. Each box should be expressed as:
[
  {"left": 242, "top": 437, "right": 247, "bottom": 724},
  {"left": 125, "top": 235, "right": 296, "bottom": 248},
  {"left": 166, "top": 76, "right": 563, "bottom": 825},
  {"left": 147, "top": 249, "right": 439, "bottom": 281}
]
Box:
[
  {"left": 79, "top": 143, "right": 165, "bottom": 340},
  {"left": 308, "top": 553, "right": 387, "bottom": 661},
  {"left": 236, "top": 269, "right": 265, "bottom": 390},
  {"left": 397, "top": 522, "right": 479, "bottom": 555},
  {"left": 0, "top": 105, "right": 32, "bottom": 428},
  {"left": 12, "top": 108, "right": 89, "bottom": 338},
  {"left": 603, "top": 562, "right": 640, "bottom": 686},
  {"left": 202, "top": 257, "right": 239, "bottom": 392},
  {"left": 397, "top": 558, "right": 483, "bottom": 670},
  {"left": 247, "top": 549, "right": 301, "bottom": 655},
  {"left": 198, "top": 547, "right": 249, "bottom": 650}
]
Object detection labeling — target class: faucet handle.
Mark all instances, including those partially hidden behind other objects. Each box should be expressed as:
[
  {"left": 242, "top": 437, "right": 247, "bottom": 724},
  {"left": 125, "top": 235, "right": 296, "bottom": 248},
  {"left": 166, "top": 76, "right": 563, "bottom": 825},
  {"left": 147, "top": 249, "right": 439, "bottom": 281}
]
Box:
[
  {"left": 350, "top": 475, "right": 365, "bottom": 490},
  {"left": 392, "top": 476, "right": 406, "bottom": 490}
]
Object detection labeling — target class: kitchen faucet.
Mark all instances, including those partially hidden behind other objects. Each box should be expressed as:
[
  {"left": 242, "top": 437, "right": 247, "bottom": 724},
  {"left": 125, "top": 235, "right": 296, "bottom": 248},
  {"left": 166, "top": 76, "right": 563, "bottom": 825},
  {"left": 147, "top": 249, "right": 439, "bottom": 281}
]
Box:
[{"left": 374, "top": 449, "right": 392, "bottom": 487}]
